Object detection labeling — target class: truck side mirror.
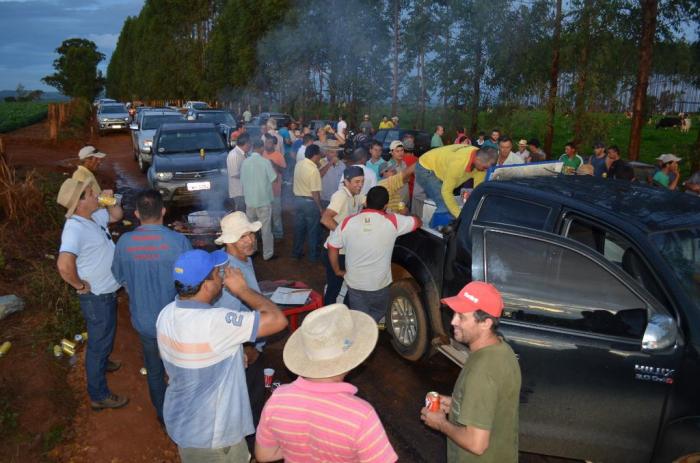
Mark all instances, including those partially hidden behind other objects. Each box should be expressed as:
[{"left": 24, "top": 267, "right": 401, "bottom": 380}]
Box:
[{"left": 642, "top": 313, "right": 678, "bottom": 351}]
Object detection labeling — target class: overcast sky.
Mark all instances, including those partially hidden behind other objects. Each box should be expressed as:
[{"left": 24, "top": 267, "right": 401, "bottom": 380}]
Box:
[{"left": 0, "top": 0, "right": 144, "bottom": 91}]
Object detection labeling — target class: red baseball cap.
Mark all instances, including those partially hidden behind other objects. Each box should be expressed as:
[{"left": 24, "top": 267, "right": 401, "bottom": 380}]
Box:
[{"left": 441, "top": 282, "right": 503, "bottom": 317}]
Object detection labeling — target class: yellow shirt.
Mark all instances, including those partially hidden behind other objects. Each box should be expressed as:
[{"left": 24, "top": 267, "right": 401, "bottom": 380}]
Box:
[
  {"left": 418, "top": 144, "right": 484, "bottom": 218},
  {"left": 293, "top": 158, "right": 322, "bottom": 197},
  {"left": 378, "top": 173, "right": 405, "bottom": 213},
  {"left": 378, "top": 121, "right": 394, "bottom": 129},
  {"left": 71, "top": 165, "right": 101, "bottom": 194}
]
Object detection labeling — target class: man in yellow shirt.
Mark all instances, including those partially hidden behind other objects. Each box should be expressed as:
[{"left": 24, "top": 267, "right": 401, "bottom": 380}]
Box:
[
  {"left": 292, "top": 144, "right": 323, "bottom": 262},
  {"left": 416, "top": 145, "right": 498, "bottom": 222},
  {"left": 378, "top": 162, "right": 416, "bottom": 213},
  {"left": 378, "top": 115, "right": 394, "bottom": 130},
  {"left": 72, "top": 145, "right": 106, "bottom": 193}
]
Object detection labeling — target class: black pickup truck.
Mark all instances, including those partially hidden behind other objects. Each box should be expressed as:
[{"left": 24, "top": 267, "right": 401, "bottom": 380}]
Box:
[{"left": 388, "top": 175, "right": 700, "bottom": 462}]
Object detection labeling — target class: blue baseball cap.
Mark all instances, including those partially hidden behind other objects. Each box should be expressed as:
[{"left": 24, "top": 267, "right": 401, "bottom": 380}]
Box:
[{"left": 173, "top": 249, "right": 228, "bottom": 286}]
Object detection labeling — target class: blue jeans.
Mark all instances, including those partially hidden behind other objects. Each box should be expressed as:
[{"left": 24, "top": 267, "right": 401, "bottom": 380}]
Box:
[
  {"left": 78, "top": 292, "right": 117, "bottom": 401},
  {"left": 271, "top": 196, "right": 283, "bottom": 239},
  {"left": 415, "top": 163, "right": 448, "bottom": 215},
  {"left": 322, "top": 249, "right": 347, "bottom": 305},
  {"left": 292, "top": 196, "right": 321, "bottom": 262},
  {"left": 139, "top": 333, "right": 166, "bottom": 420}
]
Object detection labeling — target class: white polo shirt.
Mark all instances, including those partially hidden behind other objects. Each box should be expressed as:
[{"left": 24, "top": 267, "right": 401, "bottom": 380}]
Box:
[
  {"left": 323, "top": 186, "right": 365, "bottom": 255},
  {"left": 327, "top": 209, "right": 418, "bottom": 291}
]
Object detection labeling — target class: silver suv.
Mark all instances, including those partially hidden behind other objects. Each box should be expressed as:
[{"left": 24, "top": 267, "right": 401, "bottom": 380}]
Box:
[
  {"left": 130, "top": 109, "right": 183, "bottom": 173},
  {"left": 96, "top": 103, "right": 131, "bottom": 135}
]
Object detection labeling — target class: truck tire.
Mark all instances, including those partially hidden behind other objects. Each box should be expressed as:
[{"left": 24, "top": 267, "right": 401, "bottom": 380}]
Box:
[{"left": 387, "top": 279, "right": 429, "bottom": 361}]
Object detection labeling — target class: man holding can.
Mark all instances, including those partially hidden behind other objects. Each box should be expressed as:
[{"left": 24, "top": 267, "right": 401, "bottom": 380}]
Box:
[
  {"left": 420, "top": 282, "right": 521, "bottom": 462},
  {"left": 72, "top": 145, "right": 106, "bottom": 193},
  {"left": 56, "top": 178, "right": 127, "bottom": 410}
]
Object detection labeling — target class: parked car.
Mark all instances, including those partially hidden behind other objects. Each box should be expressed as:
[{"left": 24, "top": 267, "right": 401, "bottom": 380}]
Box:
[
  {"left": 147, "top": 122, "right": 229, "bottom": 206},
  {"left": 93, "top": 98, "right": 116, "bottom": 107},
  {"left": 389, "top": 174, "right": 700, "bottom": 462},
  {"left": 258, "top": 112, "right": 293, "bottom": 129},
  {"left": 308, "top": 119, "right": 337, "bottom": 133},
  {"left": 96, "top": 103, "right": 131, "bottom": 135},
  {"left": 130, "top": 109, "right": 185, "bottom": 173},
  {"left": 185, "top": 109, "right": 237, "bottom": 147},
  {"left": 373, "top": 128, "right": 431, "bottom": 159},
  {"left": 183, "top": 101, "right": 211, "bottom": 111}
]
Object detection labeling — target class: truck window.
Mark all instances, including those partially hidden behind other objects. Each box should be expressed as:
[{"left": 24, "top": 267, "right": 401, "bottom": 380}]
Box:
[
  {"left": 484, "top": 231, "right": 647, "bottom": 339},
  {"left": 475, "top": 195, "right": 551, "bottom": 230},
  {"left": 564, "top": 217, "right": 670, "bottom": 309}
]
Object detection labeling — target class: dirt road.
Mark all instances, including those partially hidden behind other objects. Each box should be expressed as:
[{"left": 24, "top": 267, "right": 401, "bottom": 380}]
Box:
[{"left": 1, "top": 128, "right": 571, "bottom": 462}]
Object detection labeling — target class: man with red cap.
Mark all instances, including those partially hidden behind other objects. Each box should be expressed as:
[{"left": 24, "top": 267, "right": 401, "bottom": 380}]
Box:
[{"left": 420, "top": 281, "right": 521, "bottom": 462}]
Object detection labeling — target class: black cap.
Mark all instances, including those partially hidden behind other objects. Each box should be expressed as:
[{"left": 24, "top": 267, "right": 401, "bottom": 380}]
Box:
[{"left": 343, "top": 166, "right": 364, "bottom": 180}]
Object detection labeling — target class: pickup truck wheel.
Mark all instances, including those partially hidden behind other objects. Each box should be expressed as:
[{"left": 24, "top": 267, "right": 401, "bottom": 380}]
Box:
[{"left": 387, "top": 279, "right": 429, "bottom": 361}]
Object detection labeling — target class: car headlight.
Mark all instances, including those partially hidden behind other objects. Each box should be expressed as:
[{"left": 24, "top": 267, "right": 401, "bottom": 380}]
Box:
[
  {"left": 124, "top": 117, "right": 130, "bottom": 121},
  {"left": 155, "top": 172, "right": 173, "bottom": 181},
  {"left": 143, "top": 140, "right": 152, "bottom": 148},
  {"left": 102, "top": 117, "right": 108, "bottom": 122}
]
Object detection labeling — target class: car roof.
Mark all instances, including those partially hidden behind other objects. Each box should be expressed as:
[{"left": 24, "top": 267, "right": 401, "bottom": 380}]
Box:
[
  {"left": 142, "top": 110, "right": 182, "bottom": 117},
  {"left": 488, "top": 175, "right": 700, "bottom": 232}
]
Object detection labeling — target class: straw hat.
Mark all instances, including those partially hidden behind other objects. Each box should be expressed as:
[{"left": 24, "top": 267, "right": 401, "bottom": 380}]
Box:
[
  {"left": 283, "top": 304, "right": 378, "bottom": 379},
  {"left": 57, "top": 178, "right": 89, "bottom": 217},
  {"left": 215, "top": 211, "right": 261, "bottom": 245}
]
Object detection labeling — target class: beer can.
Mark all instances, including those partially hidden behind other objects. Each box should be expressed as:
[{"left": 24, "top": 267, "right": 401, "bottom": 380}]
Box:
[
  {"left": 425, "top": 391, "right": 440, "bottom": 412},
  {"left": 53, "top": 344, "right": 63, "bottom": 357},
  {"left": 97, "top": 194, "right": 117, "bottom": 207},
  {"left": 74, "top": 334, "right": 83, "bottom": 343},
  {"left": 139, "top": 367, "right": 148, "bottom": 376},
  {"left": 397, "top": 201, "right": 406, "bottom": 211},
  {"left": 81, "top": 332, "right": 88, "bottom": 342},
  {"left": 61, "top": 338, "right": 76, "bottom": 356},
  {"left": 0, "top": 341, "right": 11, "bottom": 357}
]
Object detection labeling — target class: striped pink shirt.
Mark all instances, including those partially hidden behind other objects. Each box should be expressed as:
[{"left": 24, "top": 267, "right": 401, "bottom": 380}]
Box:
[{"left": 256, "top": 377, "right": 398, "bottom": 463}]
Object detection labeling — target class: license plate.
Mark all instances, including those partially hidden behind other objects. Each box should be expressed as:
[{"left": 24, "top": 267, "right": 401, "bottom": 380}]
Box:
[
  {"left": 112, "top": 124, "right": 122, "bottom": 129},
  {"left": 187, "top": 181, "right": 211, "bottom": 191}
]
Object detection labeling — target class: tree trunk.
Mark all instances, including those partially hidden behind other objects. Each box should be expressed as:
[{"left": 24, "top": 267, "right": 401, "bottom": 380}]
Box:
[
  {"left": 419, "top": 46, "right": 426, "bottom": 130},
  {"left": 628, "top": 0, "right": 658, "bottom": 161},
  {"left": 572, "top": 0, "right": 593, "bottom": 146},
  {"left": 543, "top": 0, "right": 562, "bottom": 159},
  {"left": 469, "top": 37, "right": 484, "bottom": 136},
  {"left": 391, "top": 0, "right": 400, "bottom": 116}
]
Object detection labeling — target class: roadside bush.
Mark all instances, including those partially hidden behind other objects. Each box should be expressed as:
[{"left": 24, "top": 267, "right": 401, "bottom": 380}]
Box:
[{"left": 59, "top": 98, "right": 92, "bottom": 140}]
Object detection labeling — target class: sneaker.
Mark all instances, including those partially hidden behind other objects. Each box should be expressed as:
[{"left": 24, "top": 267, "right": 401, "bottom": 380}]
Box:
[
  {"left": 90, "top": 393, "right": 129, "bottom": 411},
  {"left": 106, "top": 359, "right": 121, "bottom": 372}
]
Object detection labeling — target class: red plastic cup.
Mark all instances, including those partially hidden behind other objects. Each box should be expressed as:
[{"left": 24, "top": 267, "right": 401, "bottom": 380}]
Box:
[{"left": 264, "top": 368, "right": 275, "bottom": 388}]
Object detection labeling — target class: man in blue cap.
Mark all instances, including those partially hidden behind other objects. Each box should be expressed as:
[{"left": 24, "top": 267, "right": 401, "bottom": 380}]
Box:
[{"left": 156, "top": 249, "right": 288, "bottom": 463}]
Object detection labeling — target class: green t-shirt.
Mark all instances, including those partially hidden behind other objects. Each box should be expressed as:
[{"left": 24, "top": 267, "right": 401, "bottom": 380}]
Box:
[
  {"left": 447, "top": 340, "right": 521, "bottom": 463},
  {"left": 432, "top": 133, "right": 444, "bottom": 148},
  {"left": 559, "top": 153, "right": 584, "bottom": 174},
  {"left": 653, "top": 170, "right": 670, "bottom": 187}
]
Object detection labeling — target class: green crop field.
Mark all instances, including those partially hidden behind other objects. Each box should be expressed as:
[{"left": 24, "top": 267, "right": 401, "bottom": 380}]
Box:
[{"left": 0, "top": 101, "right": 49, "bottom": 133}]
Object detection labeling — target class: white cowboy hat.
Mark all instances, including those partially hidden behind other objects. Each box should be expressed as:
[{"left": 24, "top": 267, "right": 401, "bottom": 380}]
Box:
[{"left": 283, "top": 304, "right": 378, "bottom": 379}]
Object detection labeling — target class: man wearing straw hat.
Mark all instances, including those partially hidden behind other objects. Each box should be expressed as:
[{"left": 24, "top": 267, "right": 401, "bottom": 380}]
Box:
[
  {"left": 255, "top": 303, "right": 398, "bottom": 463},
  {"left": 56, "top": 178, "right": 127, "bottom": 410}
]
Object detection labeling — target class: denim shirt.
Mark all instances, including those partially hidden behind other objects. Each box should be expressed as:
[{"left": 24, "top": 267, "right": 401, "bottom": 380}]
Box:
[{"left": 112, "top": 224, "right": 192, "bottom": 338}]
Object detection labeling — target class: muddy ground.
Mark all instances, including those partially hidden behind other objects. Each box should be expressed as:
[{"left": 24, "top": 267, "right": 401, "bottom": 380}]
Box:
[{"left": 0, "top": 124, "right": 571, "bottom": 462}]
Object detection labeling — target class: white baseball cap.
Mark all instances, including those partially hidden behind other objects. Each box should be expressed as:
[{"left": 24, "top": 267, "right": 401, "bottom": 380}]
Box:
[
  {"left": 656, "top": 154, "right": 681, "bottom": 163},
  {"left": 78, "top": 145, "right": 107, "bottom": 160}
]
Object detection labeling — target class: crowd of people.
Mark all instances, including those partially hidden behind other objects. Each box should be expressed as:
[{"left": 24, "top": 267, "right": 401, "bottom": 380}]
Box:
[{"left": 53, "top": 110, "right": 699, "bottom": 463}]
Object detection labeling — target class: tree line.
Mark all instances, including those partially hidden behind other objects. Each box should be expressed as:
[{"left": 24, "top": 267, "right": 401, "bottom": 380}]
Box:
[{"left": 105, "top": 0, "right": 700, "bottom": 159}]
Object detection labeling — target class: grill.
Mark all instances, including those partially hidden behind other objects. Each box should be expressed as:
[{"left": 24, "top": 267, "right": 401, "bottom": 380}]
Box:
[
  {"left": 173, "top": 169, "right": 220, "bottom": 180},
  {"left": 169, "top": 210, "right": 225, "bottom": 249}
]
